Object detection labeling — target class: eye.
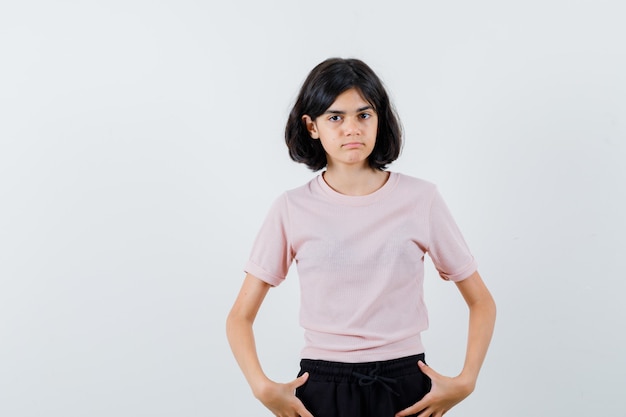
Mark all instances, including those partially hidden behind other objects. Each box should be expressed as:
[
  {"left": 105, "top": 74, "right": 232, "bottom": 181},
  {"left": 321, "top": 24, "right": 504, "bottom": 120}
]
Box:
[
  {"left": 328, "top": 115, "right": 342, "bottom": 122},
  {"left": 359, "top": 112, "right": 372, "bottom": 119}
]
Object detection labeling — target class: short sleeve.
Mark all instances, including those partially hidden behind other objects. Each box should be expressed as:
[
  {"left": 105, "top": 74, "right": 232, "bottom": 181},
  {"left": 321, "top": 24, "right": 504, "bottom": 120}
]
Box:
[
  {"left": 427, "top": 188, "right": 478, "bottom": 282},
  {"left": 244, "top": 194, "right": 293, "bottom": 286}
]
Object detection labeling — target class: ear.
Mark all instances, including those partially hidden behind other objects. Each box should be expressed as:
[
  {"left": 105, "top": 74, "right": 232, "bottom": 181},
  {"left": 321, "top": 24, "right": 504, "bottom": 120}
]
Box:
[{"left": 302, "top": 115, "right": 319, "bottom": 139}]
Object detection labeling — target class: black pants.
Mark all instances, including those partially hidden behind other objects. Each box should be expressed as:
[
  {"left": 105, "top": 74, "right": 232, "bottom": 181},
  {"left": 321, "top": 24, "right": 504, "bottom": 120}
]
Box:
[{"left": 295, "top": 354, "right": 431, "bottom": 417}]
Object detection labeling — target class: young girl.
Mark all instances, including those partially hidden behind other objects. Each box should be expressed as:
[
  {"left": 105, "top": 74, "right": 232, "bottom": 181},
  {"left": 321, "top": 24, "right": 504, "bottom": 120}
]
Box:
[{"left": 226, "top": 58, "right": 496, "bottom": 417}]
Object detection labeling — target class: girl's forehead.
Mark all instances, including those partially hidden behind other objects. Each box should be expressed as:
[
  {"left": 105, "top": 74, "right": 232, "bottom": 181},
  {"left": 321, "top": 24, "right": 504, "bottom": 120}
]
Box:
[{"left": 327, "top": 88, "right": 372, "bottom": 110}]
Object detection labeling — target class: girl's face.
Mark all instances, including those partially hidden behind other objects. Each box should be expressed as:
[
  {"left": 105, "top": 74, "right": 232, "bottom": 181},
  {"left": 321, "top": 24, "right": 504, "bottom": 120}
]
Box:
[{"left": 302, "top": 88, "right": 378, "bottom": 170}]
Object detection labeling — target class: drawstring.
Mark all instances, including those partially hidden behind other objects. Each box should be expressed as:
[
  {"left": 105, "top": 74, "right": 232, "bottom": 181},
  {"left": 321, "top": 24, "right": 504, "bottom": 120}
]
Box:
[{"left": 352, "top": 363, "right": 400, "bottom": 397}]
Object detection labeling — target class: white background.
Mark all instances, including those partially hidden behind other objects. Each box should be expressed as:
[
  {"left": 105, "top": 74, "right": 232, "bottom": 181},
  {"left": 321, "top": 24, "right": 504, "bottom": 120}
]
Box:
[{"left": 1, "top": 1, "right": 625, "bottom": 416}]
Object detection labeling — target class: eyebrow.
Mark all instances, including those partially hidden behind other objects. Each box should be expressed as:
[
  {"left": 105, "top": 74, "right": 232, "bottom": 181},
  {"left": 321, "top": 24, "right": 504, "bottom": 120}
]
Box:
[{"left": 324, "top": 105, "right": 374, "bottom": 115}]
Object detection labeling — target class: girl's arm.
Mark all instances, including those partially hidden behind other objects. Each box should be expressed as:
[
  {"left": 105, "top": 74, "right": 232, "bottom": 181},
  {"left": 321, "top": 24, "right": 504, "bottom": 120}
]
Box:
[
  {"left": 396, "top": 270, "right": 496, "bottom": 417},
  {"left": 226, "top": 273, "right": 313, "bottom": 417},
  {"left": 454, "top": 270, "right": 497, "bottom": 386}
]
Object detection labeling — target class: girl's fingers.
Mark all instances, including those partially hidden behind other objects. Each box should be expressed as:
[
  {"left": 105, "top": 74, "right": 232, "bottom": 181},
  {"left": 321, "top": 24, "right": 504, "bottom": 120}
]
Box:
[
  {"left": 290, "top": 372, "right": 309, "bottom": 389},
  {"left": 416, "top": 407, "right": 434, "bottom": 417},
  {"left": 395, "top": 395, "right": 430, "bottom": 417},
  {"left": 296, "top": 403, "right": 315, "bottom": 417},
  {"left": 417, "top": 360, "right": 440, "bottom": 380}
]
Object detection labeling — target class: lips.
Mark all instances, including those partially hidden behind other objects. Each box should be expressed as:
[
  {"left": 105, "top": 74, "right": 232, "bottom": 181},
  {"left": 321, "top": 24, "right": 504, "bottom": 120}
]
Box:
[{"left": 342, "top": 142, "right": 363, "bottom": 148}]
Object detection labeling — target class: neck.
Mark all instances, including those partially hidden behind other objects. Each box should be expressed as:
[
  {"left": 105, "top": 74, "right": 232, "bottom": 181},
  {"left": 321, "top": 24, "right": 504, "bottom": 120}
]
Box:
[{"left": 322, "top": 165, "right": 390, "bottom": 196}]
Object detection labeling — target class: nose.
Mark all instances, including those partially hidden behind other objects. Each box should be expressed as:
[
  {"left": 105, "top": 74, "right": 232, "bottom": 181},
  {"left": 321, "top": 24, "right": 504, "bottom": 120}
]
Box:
[{"left": 344, "top": 117, "right": 360, "bottom": 136}]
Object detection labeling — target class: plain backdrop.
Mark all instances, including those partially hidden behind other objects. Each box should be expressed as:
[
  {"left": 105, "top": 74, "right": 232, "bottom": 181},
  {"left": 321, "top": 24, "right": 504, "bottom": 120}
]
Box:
[{"left": 1, "top": 1, "right": 625, "bottom": 416}]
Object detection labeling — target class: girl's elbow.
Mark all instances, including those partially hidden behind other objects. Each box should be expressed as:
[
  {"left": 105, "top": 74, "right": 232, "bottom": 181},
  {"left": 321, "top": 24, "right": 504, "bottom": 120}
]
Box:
[{"left": 226, "top": 308, "right": 253, "bottom": 335}]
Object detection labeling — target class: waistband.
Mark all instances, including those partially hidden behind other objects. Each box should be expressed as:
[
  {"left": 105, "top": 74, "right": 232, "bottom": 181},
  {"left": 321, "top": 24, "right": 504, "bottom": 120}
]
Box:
[
  {"left": 299, "top": 354, "right": 425, "bottom": 397},
  {"left": 299, "top": 353, "right": 425, "bottom": 380}
]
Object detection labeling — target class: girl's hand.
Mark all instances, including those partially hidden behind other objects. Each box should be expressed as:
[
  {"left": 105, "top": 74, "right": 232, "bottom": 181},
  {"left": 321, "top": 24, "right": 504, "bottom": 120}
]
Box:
[
  {"left": 254, "top": 372, "right": 314, "bottom": 417},
  {"left": 395, "top": 361, "right": 474, "bottom": 417}
]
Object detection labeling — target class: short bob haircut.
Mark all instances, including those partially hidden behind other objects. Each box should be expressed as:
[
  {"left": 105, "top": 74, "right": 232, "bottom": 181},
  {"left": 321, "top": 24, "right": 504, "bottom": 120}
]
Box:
[{"left": 285, "top": 58, "right": 403, "bottom": 171}]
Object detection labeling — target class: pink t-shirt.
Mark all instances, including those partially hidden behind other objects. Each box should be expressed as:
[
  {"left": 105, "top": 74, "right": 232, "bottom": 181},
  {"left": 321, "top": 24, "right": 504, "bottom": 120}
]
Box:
[{"left": 245, "top": 172, "right": 477, "bottom": 362}]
